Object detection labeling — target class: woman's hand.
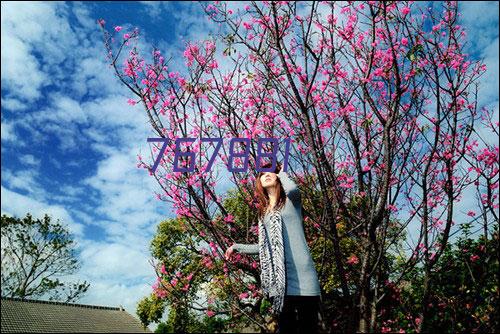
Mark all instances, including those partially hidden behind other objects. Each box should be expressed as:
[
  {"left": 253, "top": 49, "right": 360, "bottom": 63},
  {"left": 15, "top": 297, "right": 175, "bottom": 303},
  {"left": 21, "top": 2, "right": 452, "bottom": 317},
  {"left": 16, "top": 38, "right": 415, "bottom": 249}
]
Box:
[{"left": 225, "top": 244, "right": 235, "bottom": 260}]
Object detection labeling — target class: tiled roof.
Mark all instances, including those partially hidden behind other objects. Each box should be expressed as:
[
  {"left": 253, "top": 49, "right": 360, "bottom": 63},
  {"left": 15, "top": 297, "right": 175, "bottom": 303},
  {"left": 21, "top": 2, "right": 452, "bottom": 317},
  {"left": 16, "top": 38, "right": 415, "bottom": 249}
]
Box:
[{"left": 1, "top": 297, "right": 151, "bottom": 333}]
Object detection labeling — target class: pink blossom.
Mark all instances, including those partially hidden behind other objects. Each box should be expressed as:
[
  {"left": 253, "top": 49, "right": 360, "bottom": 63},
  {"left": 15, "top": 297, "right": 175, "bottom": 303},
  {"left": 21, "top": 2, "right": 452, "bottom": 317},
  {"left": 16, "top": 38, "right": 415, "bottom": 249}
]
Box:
[
  {"left": 154, "top": 288, "right": 167, "bottom": 299},
  {"left": 470, "top": 254, "right": 480, "bottom": 262},
  {"left": 387, "top": 204, "right": 398, "bottom": 212},
  {"left": 114, "top": 26, "right": 122, "bottom": 32},
  {"left": 401, "top": 37, "right": 408, "bottom": 46},
  {"left": 127, "top": 98, "right": 137, "bottom": 106},
  {"left": 401, "top": 7, "right": 410, "bottom": 16},
  {"left": 123, "top": 33, "right": 130, "bottom": 39},
  {"left": 206, "top": 309, "right": 216, "bottom": 317},
  {"left": 347, "top": 255, "right": 359, "bottom": 265},
  {"left": 209, "top": 60, "right": 219, "bottom": 69},
  {"left": 239, "top": 292, "right": 249, "bottom": 299},
  {"left": 202, "top": 256, "right": 214, "bottom": 269},
  {"left": 224, "top": 214, "right": 235, "bottom": 224},
  {"left": 467, "top": 211, "right": 476, "bottom": 217},
  {"left": 375, "top": 66, "right": 388, "bottom": 78}
]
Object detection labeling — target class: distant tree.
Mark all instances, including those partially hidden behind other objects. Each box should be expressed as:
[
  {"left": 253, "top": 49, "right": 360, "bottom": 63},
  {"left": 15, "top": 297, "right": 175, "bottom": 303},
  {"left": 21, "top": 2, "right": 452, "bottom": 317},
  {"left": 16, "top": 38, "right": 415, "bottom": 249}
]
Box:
[{"left": 1, "top": 213, "right": 90, "bottom": 302}]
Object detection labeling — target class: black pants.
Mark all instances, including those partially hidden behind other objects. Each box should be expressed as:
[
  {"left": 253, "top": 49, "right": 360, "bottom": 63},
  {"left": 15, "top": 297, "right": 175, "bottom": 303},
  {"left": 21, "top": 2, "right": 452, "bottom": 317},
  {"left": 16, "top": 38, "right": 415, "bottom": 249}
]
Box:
[{"left": 277, "top": 295, "right": 320, "bottom": 334}]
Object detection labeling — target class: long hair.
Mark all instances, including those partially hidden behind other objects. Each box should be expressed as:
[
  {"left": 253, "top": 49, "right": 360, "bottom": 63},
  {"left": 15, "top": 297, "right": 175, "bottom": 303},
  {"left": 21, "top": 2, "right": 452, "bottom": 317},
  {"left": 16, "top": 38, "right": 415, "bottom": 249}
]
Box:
[{"left": 254, "top": 162, "right": 287, "bottom": 221}]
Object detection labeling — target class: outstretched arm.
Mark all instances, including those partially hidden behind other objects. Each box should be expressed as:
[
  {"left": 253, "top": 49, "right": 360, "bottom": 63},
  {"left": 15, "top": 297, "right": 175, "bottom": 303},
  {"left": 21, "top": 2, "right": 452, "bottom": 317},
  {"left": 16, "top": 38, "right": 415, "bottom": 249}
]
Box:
[
  {"left": 232, "top": 243, "right": 259, "bottom": 255},
  {"left": 227, "top": 219, "right": 263, "bottom": 257}
]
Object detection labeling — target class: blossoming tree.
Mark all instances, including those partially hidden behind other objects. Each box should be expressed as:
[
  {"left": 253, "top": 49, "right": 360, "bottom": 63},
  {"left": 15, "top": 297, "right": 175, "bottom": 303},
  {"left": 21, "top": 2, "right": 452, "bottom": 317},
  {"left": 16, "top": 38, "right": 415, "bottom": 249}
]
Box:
[{"left": 100, "top": 1, "right": 498, "bottom": 332}]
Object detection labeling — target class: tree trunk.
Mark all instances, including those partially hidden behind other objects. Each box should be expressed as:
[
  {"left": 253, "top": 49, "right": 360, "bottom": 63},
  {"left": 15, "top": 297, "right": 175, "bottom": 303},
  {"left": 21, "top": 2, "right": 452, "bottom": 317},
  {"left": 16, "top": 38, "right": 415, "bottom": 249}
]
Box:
[
  {"left": 418, "top": 265, "right": 431, "bottom": 333},
  {"left": 358, "top": 241, "right": 372, "bottom": 333}
]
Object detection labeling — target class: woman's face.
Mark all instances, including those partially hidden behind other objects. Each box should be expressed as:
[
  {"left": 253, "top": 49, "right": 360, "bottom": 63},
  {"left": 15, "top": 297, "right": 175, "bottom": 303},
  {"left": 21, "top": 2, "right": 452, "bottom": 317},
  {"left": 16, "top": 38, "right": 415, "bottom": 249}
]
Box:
[{"left": 260, "top": 171, "right": 278, "bottom": 189}]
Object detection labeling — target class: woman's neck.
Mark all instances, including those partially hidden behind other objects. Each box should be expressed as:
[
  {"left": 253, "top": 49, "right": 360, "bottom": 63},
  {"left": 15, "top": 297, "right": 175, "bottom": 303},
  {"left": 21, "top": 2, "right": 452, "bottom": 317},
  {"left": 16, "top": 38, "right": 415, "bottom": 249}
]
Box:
[
  {"left": 266, "top": 201, "right": 276, "bottom": 213},
  {"left": 266, "top": 190, "right": 278, "bottom": 214}
]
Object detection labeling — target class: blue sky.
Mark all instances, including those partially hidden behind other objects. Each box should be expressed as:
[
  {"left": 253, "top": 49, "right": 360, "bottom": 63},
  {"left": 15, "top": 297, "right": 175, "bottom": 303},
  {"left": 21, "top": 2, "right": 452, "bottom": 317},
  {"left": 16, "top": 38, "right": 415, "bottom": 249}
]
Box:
[{"left": 1, "top": 1, "right": 498, "bottom": 327}]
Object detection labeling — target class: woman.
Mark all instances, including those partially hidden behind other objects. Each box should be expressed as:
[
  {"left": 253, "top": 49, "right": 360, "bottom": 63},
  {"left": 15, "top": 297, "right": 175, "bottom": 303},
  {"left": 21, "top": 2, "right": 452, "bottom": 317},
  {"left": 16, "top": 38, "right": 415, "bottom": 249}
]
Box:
[{"left": 225, "top": 162, "right": 322, "bottom": 334}]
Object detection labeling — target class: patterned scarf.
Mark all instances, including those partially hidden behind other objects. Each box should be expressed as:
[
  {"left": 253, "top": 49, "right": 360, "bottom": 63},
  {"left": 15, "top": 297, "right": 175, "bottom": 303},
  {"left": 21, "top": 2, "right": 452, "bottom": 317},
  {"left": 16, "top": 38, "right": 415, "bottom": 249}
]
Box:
[{"left": 258, "top": 208, "right": 286, "bottom": 315}]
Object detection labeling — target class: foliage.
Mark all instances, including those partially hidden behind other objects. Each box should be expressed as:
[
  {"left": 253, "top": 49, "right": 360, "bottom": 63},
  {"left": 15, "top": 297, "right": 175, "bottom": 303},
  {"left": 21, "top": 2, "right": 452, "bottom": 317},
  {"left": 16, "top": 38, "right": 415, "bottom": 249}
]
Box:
[
  {"left": 381, "top": 224, "right": 499, "bottom": 333},
  {"left": 1, "top": 213, "right": 90, "bottom": 302}
]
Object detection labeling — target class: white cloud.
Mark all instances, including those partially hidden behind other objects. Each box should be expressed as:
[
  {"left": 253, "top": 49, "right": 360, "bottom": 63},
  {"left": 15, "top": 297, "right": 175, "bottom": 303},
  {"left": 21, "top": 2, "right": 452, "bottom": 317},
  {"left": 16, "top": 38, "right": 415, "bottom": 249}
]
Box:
[
  {"left": 0, "top": 33, "right": 45, "bottom": 101},
  {"left": 70, "top": 45, "right": 129, "bottom": 99},
  {"left": 1, "top": 98, "right": 27, "bottom": 111},
  {"left": 458, "top": 1, "right": 499, "bottom": 52},
  {"left": 71, "top": 2, "right": 98, "bottom": 30},
  {"left": 82, "top": 147, "right": 164, "bottom": 241},
  {"left": 458, "top": 2, "right": 499, "bottom": 146},
  {"left": 1, "top": 2, "right": 79, "bottom": 102},
  {"left": 1, "top": 121, "right": 17, "bottom": 142},
  {"left": 139, "top": 1, "right": 164, "bottom": 21},
  {"left": 479, "top": 37, "right": 499, "bottom": 104},
  {"left": 1, "top": 169, "right": 44, "bottom": 200},
  {"left": 21, "top": 154, "right": 41, "bottom": 167},
  {"left": 23, "top": 94, "right": 87, "bottom": 128},
  {"left": 476, "top": 36, "right": 500, "bottom": 147},
  {"left": 1, "top": 185, "right": 84, "bottom": 237},
  {"left": 78, "top": 240, "right": 154, "bottom": 281},
  {"left": 17, "top": 93, "right": 144, "bottom": 152}
]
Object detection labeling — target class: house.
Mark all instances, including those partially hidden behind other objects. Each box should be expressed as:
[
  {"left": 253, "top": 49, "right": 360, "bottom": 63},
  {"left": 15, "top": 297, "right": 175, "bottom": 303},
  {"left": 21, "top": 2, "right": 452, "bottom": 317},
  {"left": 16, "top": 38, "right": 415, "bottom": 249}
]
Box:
[{"left": 1, "top": 297, "right": 151, "bottom": 333}]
